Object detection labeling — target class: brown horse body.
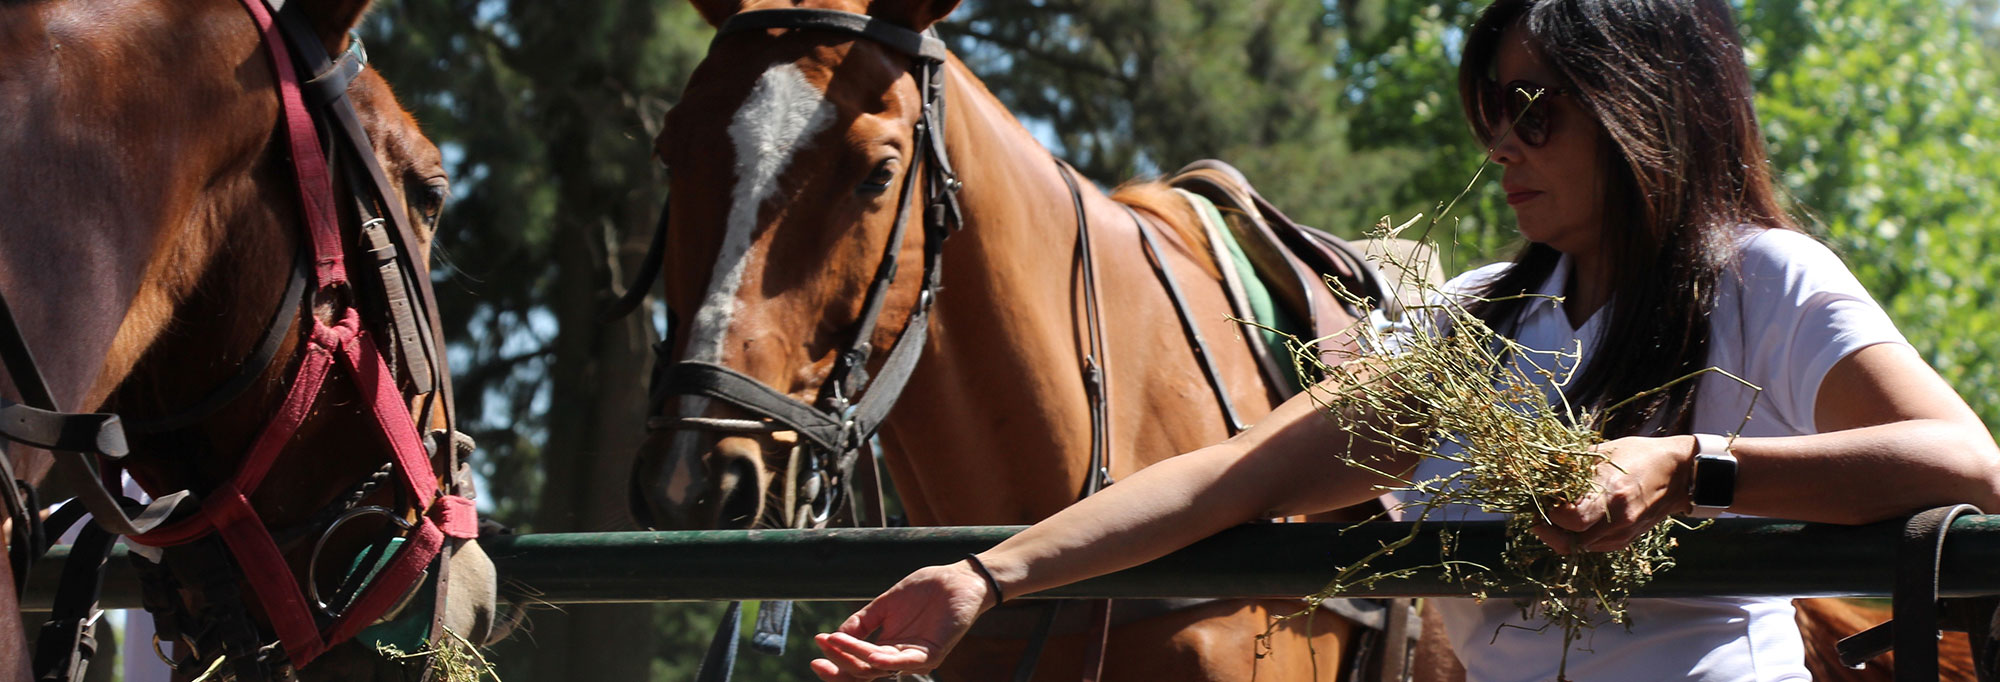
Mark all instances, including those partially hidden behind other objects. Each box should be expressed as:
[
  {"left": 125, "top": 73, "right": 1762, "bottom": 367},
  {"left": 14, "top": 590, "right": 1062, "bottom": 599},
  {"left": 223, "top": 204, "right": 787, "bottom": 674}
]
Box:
[
  {"left": 0, "top": 1, "right": 496, "bottom": 679},
  {"left": 637, "top": 0, "right": 1353, "bottom": 679}
]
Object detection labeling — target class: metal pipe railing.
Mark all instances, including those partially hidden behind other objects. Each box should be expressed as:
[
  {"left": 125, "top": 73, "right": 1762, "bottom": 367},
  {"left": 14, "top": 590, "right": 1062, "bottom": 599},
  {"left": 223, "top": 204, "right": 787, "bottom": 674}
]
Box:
[{"left": 26, "top": 515, "right": 2000, "bottom": 611}]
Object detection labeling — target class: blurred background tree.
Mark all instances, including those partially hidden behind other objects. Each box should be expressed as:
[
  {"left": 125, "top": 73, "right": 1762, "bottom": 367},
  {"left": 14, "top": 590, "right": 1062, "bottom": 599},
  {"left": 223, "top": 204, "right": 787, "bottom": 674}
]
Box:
[{"left": 348, "top": 0, "right": 2000, "bottom": 678}]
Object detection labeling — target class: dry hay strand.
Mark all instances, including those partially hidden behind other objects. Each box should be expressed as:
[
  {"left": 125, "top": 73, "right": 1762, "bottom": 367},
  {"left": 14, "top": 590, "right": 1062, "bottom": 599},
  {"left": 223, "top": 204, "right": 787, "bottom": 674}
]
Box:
[{"left": 377, "top": 627, "right": 501, "bottom": 682}]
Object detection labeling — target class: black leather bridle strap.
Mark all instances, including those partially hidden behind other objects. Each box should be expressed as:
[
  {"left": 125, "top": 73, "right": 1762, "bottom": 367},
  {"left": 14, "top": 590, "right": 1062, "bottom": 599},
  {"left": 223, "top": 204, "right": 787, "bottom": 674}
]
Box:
[
  {"left": 0, "top": 406, "right": 126, "bottom": 458},
  {"left": 31, "top": 504, "right": 122, "bottom": 682},
  {"left": 601, "top": 195, "right": 672, "bottom": 324},
  {"left": 663, "top": 362, "right": 850, "bottom": 452},
  {"left": 122, "top": 245, "right": 311, "bottom": 435},
  {"left": 715, "top": 8, "right": 949, "bottom": 61},
  {"left": 0, "top": 291, "right": 187, "bottom": 540}
]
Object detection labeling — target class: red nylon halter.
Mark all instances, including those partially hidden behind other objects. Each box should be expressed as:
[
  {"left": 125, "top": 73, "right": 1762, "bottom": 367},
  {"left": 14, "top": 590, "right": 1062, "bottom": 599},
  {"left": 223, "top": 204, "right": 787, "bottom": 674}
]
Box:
[{"left": 123, "top": 0, "right": 476, "bottom": 667}]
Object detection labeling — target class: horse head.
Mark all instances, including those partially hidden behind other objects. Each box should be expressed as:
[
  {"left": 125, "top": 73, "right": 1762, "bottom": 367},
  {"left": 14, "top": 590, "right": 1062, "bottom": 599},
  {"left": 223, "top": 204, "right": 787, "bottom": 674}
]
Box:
[
  {"left": 1, "top": 0, "right": 498, "bottom": 678},
  {"left": 630, "top": 0, "right": 964, "bottom": 531}
]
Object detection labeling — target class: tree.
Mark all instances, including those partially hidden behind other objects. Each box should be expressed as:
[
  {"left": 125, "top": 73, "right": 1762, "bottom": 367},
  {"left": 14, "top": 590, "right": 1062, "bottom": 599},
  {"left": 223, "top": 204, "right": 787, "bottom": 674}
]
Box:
[
  {"left": 1744, "top": 0, "right": 2000, "bottom": 427},
  {"left": 364, "top": 0, "right": 712, "bottom": 678}
]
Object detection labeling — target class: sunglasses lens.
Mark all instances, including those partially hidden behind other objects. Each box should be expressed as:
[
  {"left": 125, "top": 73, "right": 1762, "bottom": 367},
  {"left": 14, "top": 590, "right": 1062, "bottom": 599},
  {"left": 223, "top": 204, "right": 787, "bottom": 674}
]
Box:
[
  {"left": 1510, "top": 88, "right": 1548, "bottom": 146},
  {"left": 1481, "top": 81, "right": 1553, "bottom": 147}
]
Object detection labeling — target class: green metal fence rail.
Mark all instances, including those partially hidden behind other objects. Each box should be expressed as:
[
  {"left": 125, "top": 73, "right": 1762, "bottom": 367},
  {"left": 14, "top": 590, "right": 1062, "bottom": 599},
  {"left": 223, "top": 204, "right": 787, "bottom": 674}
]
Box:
[{"left": 25, "top": 515, "right": 2000, "bottom": 612}]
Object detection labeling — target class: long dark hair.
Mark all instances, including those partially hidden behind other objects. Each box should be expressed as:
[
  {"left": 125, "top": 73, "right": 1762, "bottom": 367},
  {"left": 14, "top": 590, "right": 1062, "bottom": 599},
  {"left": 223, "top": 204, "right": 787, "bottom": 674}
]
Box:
[{"left": 1456, "top": 0, "right": 1799, "bottom": 437}]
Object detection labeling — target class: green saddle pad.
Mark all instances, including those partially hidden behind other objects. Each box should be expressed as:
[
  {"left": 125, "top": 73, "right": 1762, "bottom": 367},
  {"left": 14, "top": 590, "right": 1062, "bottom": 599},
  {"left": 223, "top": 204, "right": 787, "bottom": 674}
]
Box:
[{"left": 1182, "top": 192, "right": 1308, "bottom": 390}]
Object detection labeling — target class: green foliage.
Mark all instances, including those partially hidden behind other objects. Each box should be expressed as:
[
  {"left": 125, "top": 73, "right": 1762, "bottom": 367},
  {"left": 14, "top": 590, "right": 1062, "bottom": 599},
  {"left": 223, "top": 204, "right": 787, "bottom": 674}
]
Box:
[
  {"left": 942, "top": 0, "right": 1421, "bottom": 237},
  {"left": 1744, "top": 0, "right": 2000, "bottom": 428}
]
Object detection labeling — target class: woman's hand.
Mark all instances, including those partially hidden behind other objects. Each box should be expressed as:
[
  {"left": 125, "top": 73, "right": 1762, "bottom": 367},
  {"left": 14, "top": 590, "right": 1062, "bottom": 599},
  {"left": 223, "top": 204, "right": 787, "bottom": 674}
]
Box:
[
  {"left": 1530, "top": 435, "right": 1694, "bottom": 553},
  {"left": 810, "top": 559, "right": 997, "bottom": 681}
]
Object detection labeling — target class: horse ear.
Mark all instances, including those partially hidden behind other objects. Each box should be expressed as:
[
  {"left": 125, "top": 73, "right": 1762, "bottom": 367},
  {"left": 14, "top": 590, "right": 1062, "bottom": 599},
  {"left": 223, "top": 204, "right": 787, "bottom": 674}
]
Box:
[
  {"left": 870, "top": 0, "right": 963, "bottom": 30},
  {"left": 295, "top": 0, "right": 374, "bottom": 55},
  {"left": 688, "top": 0, "right": 744, "bottom": 28}
]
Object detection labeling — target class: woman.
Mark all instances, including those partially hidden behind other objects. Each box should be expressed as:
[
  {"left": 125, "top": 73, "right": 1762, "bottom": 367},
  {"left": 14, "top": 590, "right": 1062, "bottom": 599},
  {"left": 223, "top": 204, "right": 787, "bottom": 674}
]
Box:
[{"left": 811, "top": 0, "right": 2000, "bottom": 679}]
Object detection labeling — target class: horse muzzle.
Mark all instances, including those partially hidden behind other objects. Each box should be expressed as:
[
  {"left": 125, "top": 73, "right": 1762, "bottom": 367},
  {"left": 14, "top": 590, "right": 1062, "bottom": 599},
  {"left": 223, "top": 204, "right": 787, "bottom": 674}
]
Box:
[{"left": 631, "top": 428, "right": 777, "bottom": 531}]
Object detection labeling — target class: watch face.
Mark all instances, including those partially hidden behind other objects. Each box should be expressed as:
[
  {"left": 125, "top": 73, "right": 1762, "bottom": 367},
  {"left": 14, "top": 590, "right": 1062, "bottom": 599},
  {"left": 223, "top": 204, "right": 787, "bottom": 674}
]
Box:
[{"left": 1691, "top": 454, "right": 1738, "bottom": 508}]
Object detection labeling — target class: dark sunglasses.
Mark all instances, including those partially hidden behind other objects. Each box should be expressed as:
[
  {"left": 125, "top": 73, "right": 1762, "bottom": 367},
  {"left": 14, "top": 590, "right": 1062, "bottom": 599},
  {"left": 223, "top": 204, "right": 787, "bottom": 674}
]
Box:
[{"left": 1479, "top": 79, "right": 1573, "bottom": 147}]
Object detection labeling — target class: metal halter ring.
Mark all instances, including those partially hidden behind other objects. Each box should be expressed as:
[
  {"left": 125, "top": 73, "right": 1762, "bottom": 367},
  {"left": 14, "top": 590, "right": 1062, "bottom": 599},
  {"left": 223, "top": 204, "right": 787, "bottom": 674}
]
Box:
[
  {"left": 151, "top": 634, "right": 186, "bottom": 671},
  {"left": 307, "top": 505, "right": 416, "bottom": 616}
]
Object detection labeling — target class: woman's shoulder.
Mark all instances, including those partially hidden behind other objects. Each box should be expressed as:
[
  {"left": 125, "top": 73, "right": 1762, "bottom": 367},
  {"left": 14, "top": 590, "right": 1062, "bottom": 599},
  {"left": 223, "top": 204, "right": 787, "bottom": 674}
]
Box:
[
  {"left": 1443, "top": 260, "right": 1514, "bottom": 295},
  {"left": 1721, "top": 225, "right": 1882, "bottom": 311},
  {"left": 1728, "top": 226, "right": 1849, "bottom": 280}
]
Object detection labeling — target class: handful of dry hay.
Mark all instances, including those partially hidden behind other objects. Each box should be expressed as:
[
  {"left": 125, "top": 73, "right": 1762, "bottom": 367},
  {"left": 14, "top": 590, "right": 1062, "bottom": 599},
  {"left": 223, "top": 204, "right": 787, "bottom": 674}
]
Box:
[
  {"left": 1274, "top": 215, "right": 1718, "bottom": 676},
  {"left": 377, "top": 628, "right": 501, "bottom": 682}
]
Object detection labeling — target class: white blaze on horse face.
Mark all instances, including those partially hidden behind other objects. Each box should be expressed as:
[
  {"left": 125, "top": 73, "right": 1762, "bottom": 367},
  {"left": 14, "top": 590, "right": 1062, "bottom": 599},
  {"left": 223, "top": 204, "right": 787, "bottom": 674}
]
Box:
[{"left": 663, "top": 63, "right": 836, "bottom": 509}]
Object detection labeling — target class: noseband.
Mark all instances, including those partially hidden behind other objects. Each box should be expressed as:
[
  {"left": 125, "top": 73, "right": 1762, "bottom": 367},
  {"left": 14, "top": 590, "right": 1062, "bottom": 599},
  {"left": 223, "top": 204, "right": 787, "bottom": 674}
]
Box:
[
  {"left": 0, "top": 2, "right": 476, "bottom": 679},
  {"left": 616, "top": 8, "right": 963, "bottom": 529}
]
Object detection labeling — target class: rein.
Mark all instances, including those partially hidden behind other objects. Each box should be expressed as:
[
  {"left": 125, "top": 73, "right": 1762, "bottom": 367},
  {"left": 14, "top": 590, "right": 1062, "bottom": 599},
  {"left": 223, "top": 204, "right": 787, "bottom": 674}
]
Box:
[{"left": 0, "top": 2, "right": 476, "bottom": 679}]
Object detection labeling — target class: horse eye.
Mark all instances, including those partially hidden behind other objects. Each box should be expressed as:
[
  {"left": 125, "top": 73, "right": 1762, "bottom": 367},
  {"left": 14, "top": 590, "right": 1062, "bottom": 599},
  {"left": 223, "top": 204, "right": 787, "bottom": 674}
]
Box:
[
  {"left": 859, "top": 159, "right": 898, "bottom": 195},
  {"left": 413, "top": 178, "right": 449, "bottom": 227}
]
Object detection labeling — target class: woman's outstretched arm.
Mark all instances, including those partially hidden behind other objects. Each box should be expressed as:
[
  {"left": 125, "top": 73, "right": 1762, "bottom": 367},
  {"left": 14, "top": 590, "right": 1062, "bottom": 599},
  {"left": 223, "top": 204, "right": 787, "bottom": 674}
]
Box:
[{"left": 810, "top": 368, "right": 1421, "bottom": 681}]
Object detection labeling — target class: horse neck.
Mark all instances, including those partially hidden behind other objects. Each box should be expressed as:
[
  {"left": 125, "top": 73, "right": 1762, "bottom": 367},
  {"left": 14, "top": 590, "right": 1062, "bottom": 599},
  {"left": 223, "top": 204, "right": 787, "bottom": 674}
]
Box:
[
  {"left": 0, "top": 0, "right": 278, "bottom": 417},
  {"left": 877, "top": 59, "right": 1132, "bottom": 525}
]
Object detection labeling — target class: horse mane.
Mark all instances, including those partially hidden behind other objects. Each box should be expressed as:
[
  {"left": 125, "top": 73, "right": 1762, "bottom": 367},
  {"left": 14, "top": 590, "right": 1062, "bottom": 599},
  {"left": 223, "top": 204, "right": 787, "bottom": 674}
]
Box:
[{"left": 1109, "top": 180, "right": 1222, "bottom": 280}]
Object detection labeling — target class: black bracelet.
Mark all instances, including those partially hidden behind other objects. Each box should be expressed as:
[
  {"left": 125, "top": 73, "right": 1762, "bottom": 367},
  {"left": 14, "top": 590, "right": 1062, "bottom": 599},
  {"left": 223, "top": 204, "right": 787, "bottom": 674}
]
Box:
[{"left": 963, "top": 553, "right": 1006, "bottom": 605}]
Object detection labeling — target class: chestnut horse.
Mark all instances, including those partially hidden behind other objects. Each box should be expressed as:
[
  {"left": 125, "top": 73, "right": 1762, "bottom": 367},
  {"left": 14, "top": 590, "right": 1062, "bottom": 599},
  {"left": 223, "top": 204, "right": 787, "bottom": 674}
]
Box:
[
  {"left": 1, "top": 0, "right": 498, "bottom": 679},
  {"left": 628, "top": 1, "right": 1392, "bottom": 680}
]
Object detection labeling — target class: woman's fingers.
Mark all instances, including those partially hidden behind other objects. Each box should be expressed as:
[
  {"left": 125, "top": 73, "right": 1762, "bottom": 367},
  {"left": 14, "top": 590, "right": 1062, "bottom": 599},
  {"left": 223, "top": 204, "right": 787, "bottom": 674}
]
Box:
[
  {"left": 811, "top": 643, "right": 879, "bottom": 681},
  {"left": 1543, "top": 493, "right": 1605, "bottom": 532},
  {"left": 823, "top": 632, "right": 935, "bottom": 667},
  {"left": 812, "top": 632, "right": 939, "bottom": 681}
]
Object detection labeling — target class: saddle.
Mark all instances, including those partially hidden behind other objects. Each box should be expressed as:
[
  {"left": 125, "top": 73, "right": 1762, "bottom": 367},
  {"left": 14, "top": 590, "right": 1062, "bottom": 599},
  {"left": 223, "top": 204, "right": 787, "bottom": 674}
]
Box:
[
  {"left": 1167, "top": 160, "right": 1413, "bottom": 397},
  {"left": 1165, "top": 159, "right": 1436, "bottom": 682}
]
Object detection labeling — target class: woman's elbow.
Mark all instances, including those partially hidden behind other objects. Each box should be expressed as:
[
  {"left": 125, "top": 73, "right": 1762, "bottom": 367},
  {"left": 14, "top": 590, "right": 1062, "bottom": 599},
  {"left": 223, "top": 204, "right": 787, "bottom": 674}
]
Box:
[{"left": 1947, "top": 423, "right": 2000, "bottom": 512}]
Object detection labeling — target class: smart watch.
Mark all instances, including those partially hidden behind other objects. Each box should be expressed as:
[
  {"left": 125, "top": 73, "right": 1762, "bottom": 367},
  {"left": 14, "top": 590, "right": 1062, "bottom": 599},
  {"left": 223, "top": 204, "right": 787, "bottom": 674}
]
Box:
[{"left": 1687, "top": 433, "right": 1738, "bottom": 518}]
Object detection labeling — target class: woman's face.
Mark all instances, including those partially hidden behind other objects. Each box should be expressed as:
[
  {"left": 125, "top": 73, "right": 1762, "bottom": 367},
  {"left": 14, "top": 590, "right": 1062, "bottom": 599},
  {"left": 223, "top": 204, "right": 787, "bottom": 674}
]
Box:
[{"left": 1487, "top": 24, "right": 1609, "bottom": 258}]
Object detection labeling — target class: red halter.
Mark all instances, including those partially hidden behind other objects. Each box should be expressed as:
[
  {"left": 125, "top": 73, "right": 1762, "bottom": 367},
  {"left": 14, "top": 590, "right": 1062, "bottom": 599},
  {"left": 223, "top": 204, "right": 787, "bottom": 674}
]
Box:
[{"left": 122, "top": 0, "right": 476, "bottom": 667}]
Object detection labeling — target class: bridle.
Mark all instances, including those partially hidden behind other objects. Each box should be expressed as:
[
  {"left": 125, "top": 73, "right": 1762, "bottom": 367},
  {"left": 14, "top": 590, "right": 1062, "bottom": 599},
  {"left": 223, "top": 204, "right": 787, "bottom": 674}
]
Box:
[
  {"left": 0, "top": 1, "right": 476, "bottom": 680},
  {"left": 602, "top": 10, "right": 972, "bottom": 679},
  {"left": 614, "top": 8, "right": 965, "bottom": 533},
  {"left": 609, "top": 10, "right": 1130, "bottom": 680}
]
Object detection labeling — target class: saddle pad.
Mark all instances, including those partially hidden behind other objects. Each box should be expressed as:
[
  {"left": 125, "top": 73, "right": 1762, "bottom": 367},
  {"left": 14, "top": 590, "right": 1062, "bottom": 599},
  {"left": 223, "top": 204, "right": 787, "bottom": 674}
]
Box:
[{"left": 1175, "top": 190, "right": 1306, "bottom": 387}]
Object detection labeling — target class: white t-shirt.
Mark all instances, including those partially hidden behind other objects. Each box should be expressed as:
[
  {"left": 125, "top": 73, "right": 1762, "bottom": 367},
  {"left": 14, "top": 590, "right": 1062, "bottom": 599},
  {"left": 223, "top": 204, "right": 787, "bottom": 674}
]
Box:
[{"left": 1398, "top": 227, "right": 1908, "bottom": 681}]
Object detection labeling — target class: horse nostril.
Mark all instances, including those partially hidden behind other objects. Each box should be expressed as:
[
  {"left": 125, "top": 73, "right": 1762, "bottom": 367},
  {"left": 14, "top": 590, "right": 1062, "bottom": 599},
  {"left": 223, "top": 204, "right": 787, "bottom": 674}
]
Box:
[{"left": 714, "top": 457, "right": 761, "bottom": 530}]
